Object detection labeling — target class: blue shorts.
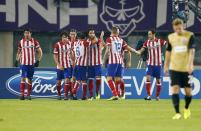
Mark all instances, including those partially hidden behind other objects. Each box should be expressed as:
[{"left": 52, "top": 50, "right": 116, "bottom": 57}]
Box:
[
  {"left": 88, "top": 65, "right": 102, "bottom": 78},
  {"left": 56, "top": 68, "right": 72, "bottom": 80},
  {"left": 107, "top": 64, "right": 123, "bottom": 77},
  {"left": 20, "top": 65, "right": 35, "bottom": 80},
  {"left": 73, "top": 66, "right": 87, "bottom": 81},
  {"left": 146, "top": 65, "right": 161, "bottom": 79}
]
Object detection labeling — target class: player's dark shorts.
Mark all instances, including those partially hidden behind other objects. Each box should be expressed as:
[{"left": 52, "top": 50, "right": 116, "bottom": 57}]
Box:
[
  {"left": 56, "top": 68, "right": 72, "bottom": 80},
  {"left": 107, "top": 64, "right": 123, "bottom": 77},
  {"left": 170, "top": 70, "right": 192, "bottom": 88},
  {"left": 73, "top": 65, "right": 87, "bottom": 81},
  {"left": 146, "top": 65, "right": 161, "bottom": 79},
  {"left": 20, "top": 65, "right": 35, "bottom": 80},
  {"left": 88, "top": 65, "right": 102, "bottom": 78}
]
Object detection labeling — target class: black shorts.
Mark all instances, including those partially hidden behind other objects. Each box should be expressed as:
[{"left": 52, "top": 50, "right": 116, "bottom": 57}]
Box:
[{"left": 169, "top": 70, "right": 191, "bottom": 88}]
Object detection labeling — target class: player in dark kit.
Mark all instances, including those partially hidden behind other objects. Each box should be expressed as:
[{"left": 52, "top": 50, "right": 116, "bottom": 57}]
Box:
[
  {"left": 15, "top": 29, "right": 43, "bottom": 100},
  {"left": 53, "top": 32, "right": 73, "bottom": 100},
  {"left": 164, "top": 18, "right": 196, "bottom": 120}
]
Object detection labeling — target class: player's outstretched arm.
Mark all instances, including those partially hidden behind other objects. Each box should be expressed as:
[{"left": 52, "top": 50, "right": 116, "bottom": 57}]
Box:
[
  {"left": 125, "top": 45, "right": 144, "bottom": 55},
  {"left": 135, "top": 47, "right": 145, "bottom": 55},
  {"left": 126, "top": 51, "right": 132, "bottom": 68}
]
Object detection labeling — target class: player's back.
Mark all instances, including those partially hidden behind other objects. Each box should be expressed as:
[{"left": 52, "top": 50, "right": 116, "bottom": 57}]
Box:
[{"left": 106, "top": 36, "right": 127, "bottom": 64}]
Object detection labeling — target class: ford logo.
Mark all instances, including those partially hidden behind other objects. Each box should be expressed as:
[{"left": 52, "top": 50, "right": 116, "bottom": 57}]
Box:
[{"left": 6, "top": 71, "right": 64, "bottom": 98}]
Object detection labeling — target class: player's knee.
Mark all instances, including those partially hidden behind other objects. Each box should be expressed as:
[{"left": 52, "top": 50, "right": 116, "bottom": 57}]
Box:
[
  {"left": 27, "top": 79, "right": 32, "bottom": 84},
  {"left": 65, "top": 78, "right": 70, "bottom": 84},
  {"left": 107, "top": 76, "right": 112, "bottom": 81},
  {"left": 172, "top": 85, "right": 180, "bottom": 94},
  {"left": 156, "top": 79, "right": 161, "bottom": 84},
  {"left": 114, "top": 77, "right": 121, "bottom": 82},
  {"left": 21, "top": 78, "right": 25, "bottom": 82},
  {"left": 146, "top": 77, "right": 151, "bottom": 82},
  {"left": 57, "top": 81, "right": 61, "bottom": 86},
  {"left": 185, "top": 88, "right": 192, "bottom": 96}
]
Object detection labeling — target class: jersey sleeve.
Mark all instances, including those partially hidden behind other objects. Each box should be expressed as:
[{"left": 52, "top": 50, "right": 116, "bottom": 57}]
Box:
[
  {"left": 53, "top": 43, "right": 59, "bottom": 54},
  {"left": 160, "top": 39, "right": 167, "bottom": 46},
  {"left": 188, "top": 35, "right": 196, "bottom": 49},
  {"left": 18, "top": 41, "right": 22, "bottom": 49},
  {"left": 106, "top": 37, "right": 111, "bottom": 46},
  {"left": 98, "top": 38, "right": 102, "bottom": 46},
  {"left": 166, "top": 39, "right": 172, "bottom": 52},
  {"left": 142, "top": 41, "right": 147, "bottom": 48},
  {"left": 34, "top": 40, "right": 40, "bottom": 49}
]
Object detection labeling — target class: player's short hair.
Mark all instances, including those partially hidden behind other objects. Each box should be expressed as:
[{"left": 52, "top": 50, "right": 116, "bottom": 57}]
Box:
[
  {"left": 60, "top": 31, "right": 68, "bottom": 38},
  {"left": 87, "top": 28, "right": 95, "bottom": 34},
  {"left": 24, "top": 28, "right": 32, "bottom": 33},
  {"left": 148, "top": 29, "right": 156, "bottom": 34},
  {"left": 172, "top": 18, "right": 184, "bottom": 26},
  {"left": 112, "top": 26, "right": 119, "bottom": 34},
  {"left": 70, "top": 29, "right": 77, "bottom": 33}
]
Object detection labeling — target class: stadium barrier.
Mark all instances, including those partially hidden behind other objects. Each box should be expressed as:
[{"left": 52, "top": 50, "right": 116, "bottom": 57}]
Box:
[{"left": 0, "top": 68, "right": 201, "bottom": 99}]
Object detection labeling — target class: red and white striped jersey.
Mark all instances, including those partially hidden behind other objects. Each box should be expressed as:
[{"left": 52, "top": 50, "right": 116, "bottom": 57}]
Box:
[
  {"left": 88, "top": 38, "right": 102, "bottom": 66},
  {"left": 72, "top": 39, "right": 88, "bottom": 66},
  {"left": 18, "top": 38, "right": 40, "bottom": 65},
  {"left": 143, "top": 38, "right": 166, "bottom": 66},
  {"left": 68, "top": 39, "right": 77, "bottom": 65},
  {"left": 106, "top": 36, "right": 128, "bottom": 64},
  {"left": 53, "top": 41, "right": 72, "bottom": 68}
]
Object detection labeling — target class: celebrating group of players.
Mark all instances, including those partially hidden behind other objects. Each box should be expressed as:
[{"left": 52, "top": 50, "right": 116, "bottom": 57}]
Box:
[
  {"left": 16, "top": 26, "right": 136, "bottom": 101},
  {"left": 16, "top": 18, "right": 195, "bottom": 119}
]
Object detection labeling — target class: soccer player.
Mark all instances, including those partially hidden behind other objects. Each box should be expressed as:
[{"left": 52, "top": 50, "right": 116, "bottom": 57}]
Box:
[
  {"left": 71, "top": 38, "right": 89, "bottom": 100},
  {"left": 68, "top": 29, "right": 78, "bottom": 98},
  {"left": 53, "top": 32, "right": 73, "bottom": 100},
  {"left": 135, "top": 30, "right": 166, "bottom": 101},
  {"left": 87, "top": 29, "right": 104, "bottom": 100},
  {"left": 15, "top": 29, "right": 43, "bottom": 100},
  {"left": 164, "top": 18, "right": 196, "bottom": 120},
  {"left": 104, "top": 26, "right": 138, "bottom": 100}
]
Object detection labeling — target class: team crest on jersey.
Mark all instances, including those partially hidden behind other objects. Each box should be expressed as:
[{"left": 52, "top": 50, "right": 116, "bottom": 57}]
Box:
[{"left": 100, "top": 0, "right": 145, "bottom": 37}]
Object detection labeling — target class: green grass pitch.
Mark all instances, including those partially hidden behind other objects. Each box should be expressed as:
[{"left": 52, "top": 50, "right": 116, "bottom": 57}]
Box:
[{"left": 0, "top": 99, "right": 201, "bottom": 131}]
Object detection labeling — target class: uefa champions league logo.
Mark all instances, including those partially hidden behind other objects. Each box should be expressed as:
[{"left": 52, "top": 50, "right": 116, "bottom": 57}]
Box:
[{"left": 100, "top": 0, "right": 145, "bottom": 37}]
